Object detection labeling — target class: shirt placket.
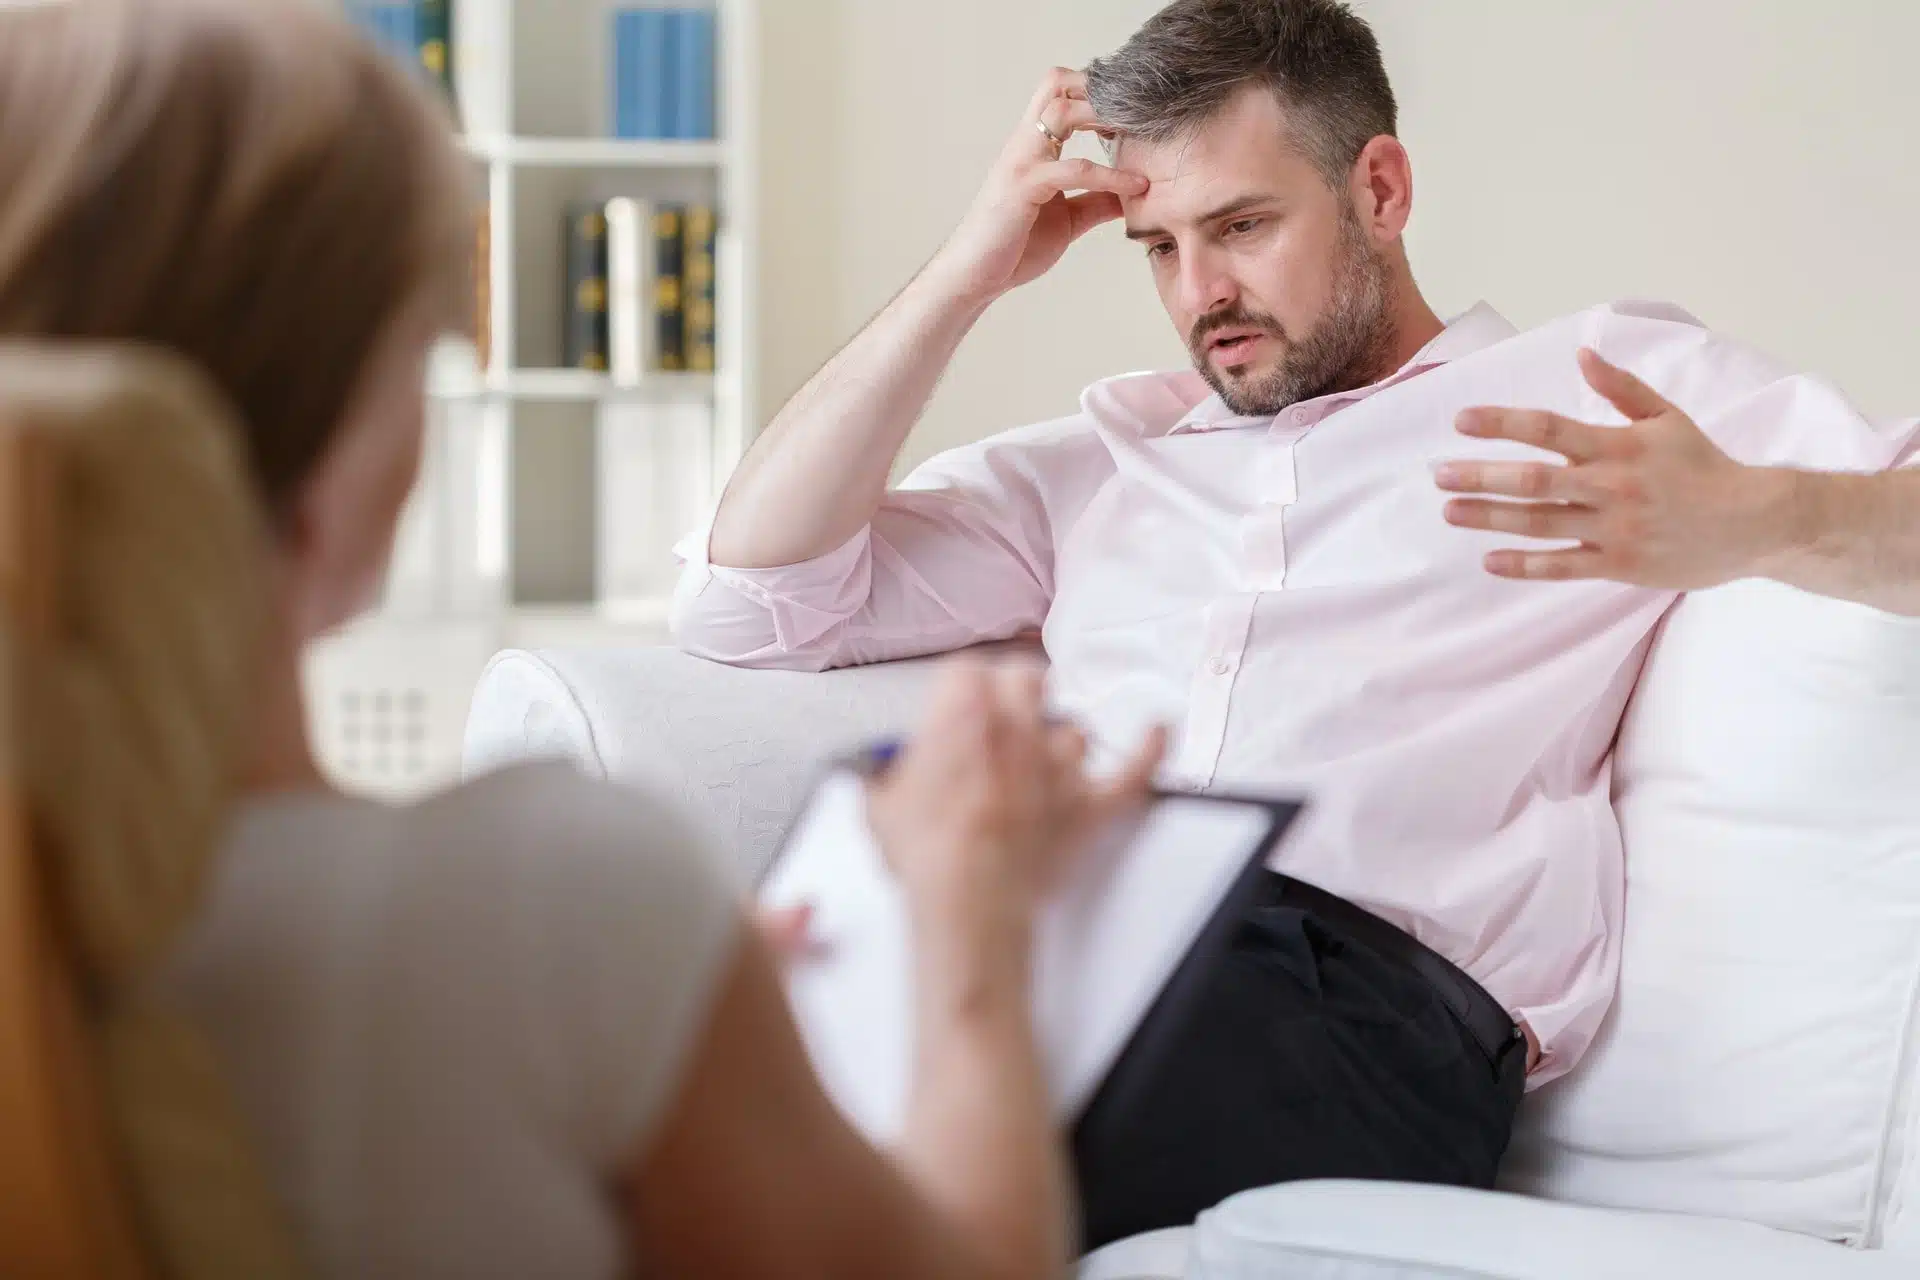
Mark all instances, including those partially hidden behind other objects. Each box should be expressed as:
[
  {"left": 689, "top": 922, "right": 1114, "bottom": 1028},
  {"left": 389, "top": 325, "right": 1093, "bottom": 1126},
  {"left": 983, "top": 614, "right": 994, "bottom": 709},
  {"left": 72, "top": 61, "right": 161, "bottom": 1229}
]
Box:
[{"left": 1171, "top": 430, "right": 1301, "bottom": 788}]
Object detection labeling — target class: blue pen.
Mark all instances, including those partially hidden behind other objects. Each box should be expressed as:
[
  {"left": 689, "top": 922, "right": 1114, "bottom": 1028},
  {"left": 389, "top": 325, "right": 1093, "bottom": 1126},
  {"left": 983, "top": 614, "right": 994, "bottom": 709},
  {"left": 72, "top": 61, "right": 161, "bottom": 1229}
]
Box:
[
  {"left": 846, "top": 713, "right": 1085, "bottom": 779},
  {"left": 847, "top": 738, "right": 904, "bottom": 777}
]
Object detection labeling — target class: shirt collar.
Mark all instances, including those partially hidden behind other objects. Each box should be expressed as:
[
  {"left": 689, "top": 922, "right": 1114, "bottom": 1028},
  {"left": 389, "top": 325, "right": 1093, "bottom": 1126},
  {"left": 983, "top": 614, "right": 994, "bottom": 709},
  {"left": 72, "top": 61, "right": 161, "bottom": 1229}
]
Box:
[{"left": 1164, "top": 301, "right": 1519, "bottom": 436}]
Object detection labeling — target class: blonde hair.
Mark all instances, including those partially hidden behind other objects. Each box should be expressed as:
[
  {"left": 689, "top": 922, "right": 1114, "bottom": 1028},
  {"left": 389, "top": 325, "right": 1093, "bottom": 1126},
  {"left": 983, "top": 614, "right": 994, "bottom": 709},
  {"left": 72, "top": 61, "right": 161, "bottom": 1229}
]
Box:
[{"left": 0, "top": 0, "right": 473, "bottom": 516}]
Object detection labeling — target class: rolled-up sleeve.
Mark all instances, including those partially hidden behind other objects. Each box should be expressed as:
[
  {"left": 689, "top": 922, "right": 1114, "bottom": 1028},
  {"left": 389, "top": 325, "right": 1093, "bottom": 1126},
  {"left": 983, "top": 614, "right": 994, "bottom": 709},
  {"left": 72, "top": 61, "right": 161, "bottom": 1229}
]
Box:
[{"left": 671, "top": 419, "right": 1108, "bottom": 671}]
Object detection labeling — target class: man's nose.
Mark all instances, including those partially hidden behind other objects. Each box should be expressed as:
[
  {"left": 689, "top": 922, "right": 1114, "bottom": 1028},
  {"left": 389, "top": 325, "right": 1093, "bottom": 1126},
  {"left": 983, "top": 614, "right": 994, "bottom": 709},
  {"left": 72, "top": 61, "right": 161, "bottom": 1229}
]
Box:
[{"left": 1176, "top": 249, "right": 1238, "bottom": 320}]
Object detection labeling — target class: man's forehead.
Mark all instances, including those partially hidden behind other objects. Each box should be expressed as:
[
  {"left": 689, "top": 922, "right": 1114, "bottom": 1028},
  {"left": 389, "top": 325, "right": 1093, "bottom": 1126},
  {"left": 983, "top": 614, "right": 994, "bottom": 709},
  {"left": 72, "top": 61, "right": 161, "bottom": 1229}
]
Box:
[{"left": 1114, "top": 132, "right": 1319, "bottom": 233}]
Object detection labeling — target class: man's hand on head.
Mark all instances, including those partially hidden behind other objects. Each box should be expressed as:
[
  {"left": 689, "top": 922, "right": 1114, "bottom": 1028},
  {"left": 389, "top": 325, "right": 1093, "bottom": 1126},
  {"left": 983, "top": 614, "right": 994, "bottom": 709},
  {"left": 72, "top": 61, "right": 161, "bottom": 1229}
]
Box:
[
  {"left": 1434, "top": 348, "right": 1793, "bottom": 592},
  {"left": 924, "top": 68, "right": 1148, "bottom": 307}
]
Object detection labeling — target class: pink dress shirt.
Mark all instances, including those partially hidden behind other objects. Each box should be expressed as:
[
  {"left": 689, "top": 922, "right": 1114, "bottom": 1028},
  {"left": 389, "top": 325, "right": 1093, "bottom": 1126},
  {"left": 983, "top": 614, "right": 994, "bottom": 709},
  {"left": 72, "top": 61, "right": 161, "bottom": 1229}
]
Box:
[{"left": 674, "top": 301, "right": 1912, "bottom": 1083}]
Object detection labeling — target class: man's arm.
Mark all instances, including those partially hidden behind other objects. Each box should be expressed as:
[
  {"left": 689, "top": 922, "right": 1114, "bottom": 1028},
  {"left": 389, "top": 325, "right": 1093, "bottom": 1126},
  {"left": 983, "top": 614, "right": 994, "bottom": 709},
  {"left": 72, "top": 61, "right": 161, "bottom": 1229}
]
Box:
[
  {"left": 1436, "top": 347, "right": 1920, "bottom": 616},
  {"left": 1764, "top": 466, "right": 1920, "bottom": 615},
  {"left": 707, "top": 68, "right": 1146, "bottom": 571}
]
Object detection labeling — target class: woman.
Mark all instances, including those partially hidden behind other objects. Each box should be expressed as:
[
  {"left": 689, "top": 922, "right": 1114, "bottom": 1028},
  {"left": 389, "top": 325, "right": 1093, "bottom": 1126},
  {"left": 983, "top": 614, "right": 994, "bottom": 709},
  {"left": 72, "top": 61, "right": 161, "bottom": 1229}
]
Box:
[{"left": 0, "top": 2, "right": 1162, "bottom": 1276}]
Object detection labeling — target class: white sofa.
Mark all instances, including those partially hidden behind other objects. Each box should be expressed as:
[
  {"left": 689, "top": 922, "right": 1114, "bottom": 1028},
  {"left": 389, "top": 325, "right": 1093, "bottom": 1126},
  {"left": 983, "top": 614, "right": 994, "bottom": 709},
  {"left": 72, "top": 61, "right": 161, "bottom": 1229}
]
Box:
[{"left": 464, "top": 579, "right": 1920, "bottom": 1278}]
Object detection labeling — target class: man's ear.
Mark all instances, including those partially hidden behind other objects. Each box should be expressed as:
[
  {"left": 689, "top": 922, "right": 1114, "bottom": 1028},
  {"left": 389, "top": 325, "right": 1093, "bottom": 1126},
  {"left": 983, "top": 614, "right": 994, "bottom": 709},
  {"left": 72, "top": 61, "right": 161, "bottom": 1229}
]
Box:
[{"left": 1349, "top": 134, "right": 1414, "bottom": 244}]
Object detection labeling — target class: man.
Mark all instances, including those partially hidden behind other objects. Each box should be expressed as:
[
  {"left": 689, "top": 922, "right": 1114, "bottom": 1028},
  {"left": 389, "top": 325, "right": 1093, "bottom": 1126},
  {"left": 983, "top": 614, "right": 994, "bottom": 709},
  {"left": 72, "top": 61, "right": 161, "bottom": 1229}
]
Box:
[
  {"left": 672, "top": 0, "right": 1908, "bottom": 1249},
  {"left": 1436, "top": 347, "right": 1920, "bottom": 615}
]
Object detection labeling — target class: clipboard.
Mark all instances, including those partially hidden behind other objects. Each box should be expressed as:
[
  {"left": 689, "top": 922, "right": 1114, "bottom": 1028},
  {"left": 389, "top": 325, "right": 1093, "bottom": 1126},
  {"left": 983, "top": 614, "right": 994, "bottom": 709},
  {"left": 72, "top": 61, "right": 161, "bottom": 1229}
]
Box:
[{"left": 759, "top": 767, "right": 1304, "bottom": 1144}]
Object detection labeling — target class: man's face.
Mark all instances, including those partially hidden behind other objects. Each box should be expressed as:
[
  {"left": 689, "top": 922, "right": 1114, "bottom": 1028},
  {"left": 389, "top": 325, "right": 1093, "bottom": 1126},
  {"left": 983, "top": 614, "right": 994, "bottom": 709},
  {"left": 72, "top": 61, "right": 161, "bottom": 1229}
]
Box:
[{"left": 1117, "top": 86, "right": 1394, "bottom": 416}]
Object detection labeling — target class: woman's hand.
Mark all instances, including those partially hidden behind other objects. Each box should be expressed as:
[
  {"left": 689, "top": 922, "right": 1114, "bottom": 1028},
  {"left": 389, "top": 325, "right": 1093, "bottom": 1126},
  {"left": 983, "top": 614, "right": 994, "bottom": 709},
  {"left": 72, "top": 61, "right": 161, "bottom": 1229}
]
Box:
[{"left": 866, "top": 659, "right": 1165, "bottom": 971}]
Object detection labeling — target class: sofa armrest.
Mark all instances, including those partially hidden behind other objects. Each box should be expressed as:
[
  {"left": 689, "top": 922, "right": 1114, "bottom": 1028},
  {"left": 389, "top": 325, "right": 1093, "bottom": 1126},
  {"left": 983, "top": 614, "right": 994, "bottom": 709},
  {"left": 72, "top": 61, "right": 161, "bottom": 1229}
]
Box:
[{"left": 463, "top": 646, "right": 946, "bottom": 881}]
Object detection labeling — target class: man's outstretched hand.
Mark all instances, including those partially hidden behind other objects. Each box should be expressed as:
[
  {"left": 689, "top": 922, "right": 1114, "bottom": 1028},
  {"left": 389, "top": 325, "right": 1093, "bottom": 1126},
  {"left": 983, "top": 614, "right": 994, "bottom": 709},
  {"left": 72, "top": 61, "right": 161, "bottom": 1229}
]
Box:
[
  {"left": 927, "top": 68, "right": 1148, "bottom": 306},
  {"left": 1435, "top": 348, "right": 1793, "bottom": 591}
]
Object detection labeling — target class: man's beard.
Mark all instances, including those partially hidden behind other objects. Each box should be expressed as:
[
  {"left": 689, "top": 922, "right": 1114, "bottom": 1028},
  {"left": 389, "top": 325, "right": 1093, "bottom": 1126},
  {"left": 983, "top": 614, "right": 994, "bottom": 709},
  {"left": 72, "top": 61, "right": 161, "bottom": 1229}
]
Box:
[{"left": 1187, "top": 213, "right": 1397, "bottom": 417}]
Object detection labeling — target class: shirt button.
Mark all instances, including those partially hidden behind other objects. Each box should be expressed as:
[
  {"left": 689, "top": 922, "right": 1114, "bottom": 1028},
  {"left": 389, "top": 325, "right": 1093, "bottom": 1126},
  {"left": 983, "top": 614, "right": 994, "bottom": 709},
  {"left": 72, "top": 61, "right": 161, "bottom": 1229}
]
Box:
[{"left": 1209, "top": 656, "right": 1233, "bottom": 677}]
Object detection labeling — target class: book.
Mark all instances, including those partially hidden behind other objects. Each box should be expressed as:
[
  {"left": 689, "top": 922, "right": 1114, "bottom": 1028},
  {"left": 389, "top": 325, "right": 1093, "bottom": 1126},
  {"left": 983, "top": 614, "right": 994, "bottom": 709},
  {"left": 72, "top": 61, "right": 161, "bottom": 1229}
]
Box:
[
  {"left": 612, "top": 8, "right": 675, "bottom": 140},
  {"left": 563, "top": 204, "right": 611, "bottom": 373},
  {"left": 415, "top": 0, "right": 453, "bottom": 103},
  {"left": 606, "top": 197, "right": 655, "bottom": 384},
  {"left": 652, "top": 204, "right": 687, "bottom": 371},
  {"left": 673, "top": 7, "right": 717, "bottom": 141},
  {"left": 682, "top": 204, "right": 717, "bottom": 373},
  {"left": 611, "top": 11, "right": 639, "bottom": 140}
]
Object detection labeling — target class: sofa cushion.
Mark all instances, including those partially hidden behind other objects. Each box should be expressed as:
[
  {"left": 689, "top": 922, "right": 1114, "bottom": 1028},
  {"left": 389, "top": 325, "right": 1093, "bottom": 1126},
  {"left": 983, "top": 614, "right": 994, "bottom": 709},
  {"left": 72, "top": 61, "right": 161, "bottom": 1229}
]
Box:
[
  {"left": 1190, "top": 1181, "right": 1908, "bottom": 1278},
  {"left": 1502, "top": 580, "right": 1920, "bottom": 1249}
]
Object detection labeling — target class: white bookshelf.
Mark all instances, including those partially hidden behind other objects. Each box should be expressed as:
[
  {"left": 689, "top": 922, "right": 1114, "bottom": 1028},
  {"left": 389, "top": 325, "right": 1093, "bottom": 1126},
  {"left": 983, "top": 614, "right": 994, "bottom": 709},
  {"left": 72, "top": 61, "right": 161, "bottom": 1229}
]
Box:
[{"left": 312, "top": 0, "right": 760, "bottom": 798}]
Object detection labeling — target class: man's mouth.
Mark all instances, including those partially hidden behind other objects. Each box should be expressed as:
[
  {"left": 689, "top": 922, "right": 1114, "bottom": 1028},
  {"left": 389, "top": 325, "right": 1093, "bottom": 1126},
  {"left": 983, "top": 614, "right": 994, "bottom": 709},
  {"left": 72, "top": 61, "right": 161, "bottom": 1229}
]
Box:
[{"left": 1206, "top": 328, "right": 1271, "bottom": 369}]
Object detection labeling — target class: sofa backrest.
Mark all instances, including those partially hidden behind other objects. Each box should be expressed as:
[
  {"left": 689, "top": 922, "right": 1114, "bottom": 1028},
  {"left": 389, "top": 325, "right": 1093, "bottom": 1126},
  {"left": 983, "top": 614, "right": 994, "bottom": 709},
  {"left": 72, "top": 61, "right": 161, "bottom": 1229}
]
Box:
[{"left": 1502, "top": 579, "right": 1920, "bottom": 1254}]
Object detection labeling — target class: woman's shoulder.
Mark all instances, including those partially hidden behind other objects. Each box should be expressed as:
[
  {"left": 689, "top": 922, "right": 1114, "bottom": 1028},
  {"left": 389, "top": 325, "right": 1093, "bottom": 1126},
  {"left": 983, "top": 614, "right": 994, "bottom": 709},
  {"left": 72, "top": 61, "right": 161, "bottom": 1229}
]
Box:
[
  {"left": 178, "top": 773, "right": 747, "bottom": 1276},
  {"left": 411, "top": 761, "right": 731, "bottom": 860},
  {"left": 397, "top": 762, "right": 748, "bottom": 913},
  {"left": 202, "top": 763, "right": 746, "bottom": 992},
  {"left": 225, "top": 762, "right": 739, "bottom": 891}
]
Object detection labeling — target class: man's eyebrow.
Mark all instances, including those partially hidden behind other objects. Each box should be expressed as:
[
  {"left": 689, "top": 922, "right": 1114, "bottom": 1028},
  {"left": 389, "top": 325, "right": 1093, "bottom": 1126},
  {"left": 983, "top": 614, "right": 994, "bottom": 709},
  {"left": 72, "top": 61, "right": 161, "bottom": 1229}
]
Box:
[{"left": 1125, "top": 194, "right": 1280, "bottom": 242}]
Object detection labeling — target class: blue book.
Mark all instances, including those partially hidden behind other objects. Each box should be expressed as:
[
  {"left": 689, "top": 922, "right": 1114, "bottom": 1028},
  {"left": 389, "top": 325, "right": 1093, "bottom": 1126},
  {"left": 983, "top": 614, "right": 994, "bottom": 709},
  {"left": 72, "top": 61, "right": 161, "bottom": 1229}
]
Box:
[
  {"left": 673, "top": 8, "right": 716, "bottom": 141},
  {"left": 632, "top": 10, "right": 674, "bottom": 140},
  {"left": 611, "top": 11, "right": 637, "bottom": 139}
]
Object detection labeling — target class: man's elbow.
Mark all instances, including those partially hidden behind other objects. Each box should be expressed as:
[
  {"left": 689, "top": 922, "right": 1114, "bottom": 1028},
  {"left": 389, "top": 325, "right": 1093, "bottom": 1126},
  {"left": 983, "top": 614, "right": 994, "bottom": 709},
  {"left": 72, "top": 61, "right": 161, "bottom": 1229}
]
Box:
[{"left": 668, "top": 592, "right": 837, "bottom": 674}]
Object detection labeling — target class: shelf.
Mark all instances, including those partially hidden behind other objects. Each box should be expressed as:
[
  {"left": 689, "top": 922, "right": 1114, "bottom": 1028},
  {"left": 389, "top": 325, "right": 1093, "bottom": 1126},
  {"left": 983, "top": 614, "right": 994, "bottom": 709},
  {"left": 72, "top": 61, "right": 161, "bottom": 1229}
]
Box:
[
  {"left": 432, "top": 368, "right": 716, "bottom": 402},
  {"left": 461, "top": 135, "right": 728, "bottom": 169}
]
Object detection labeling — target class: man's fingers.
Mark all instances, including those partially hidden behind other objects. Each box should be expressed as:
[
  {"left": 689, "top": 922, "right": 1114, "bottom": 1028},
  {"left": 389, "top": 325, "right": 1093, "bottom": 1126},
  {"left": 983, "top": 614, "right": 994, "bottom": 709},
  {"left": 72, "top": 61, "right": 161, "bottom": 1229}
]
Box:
[
  {"left": 1434, "top": 459, "right": 1605, "bottom": 504},
  {"left": 1026, "top": 66, "right": 1089, "bottom": 116},
  {"left": 1483, "top": 547, "right": 1609, "bottom": 582},
  {"left": 1034, "top": 97, "right": 1103, "bottom": 150},
  {"left": 1064, "top": 191, "right": 1125, "bottom": 240},
  {"left": 1028, "top": 157, "right": 1148, "bottom": 201},
  {"left": 1455, "top": 407, "right": 1623, "bottom": 464},
  {"left": 1443, "top": 498, "right": 1600, "bottom": 543},
  {"left": 1578, "top": 347, "right": 1672, "bottom": 422}
]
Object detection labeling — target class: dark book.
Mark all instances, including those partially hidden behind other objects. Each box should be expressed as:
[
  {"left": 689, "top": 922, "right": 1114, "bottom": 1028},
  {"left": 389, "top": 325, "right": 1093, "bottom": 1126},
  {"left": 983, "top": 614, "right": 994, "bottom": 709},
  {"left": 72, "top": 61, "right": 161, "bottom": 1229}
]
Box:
[
  {"left": 652, "top": 204, "right": 687, "bottom": 372},
  {"left": 682, "top": 204, "right": 718, "bottom": 373},
  {"left": 416, "top": 0, "right": 454, "bottom": 101},
  {"left": 564, "top": 203, "right": 611, "bottom": 373}
]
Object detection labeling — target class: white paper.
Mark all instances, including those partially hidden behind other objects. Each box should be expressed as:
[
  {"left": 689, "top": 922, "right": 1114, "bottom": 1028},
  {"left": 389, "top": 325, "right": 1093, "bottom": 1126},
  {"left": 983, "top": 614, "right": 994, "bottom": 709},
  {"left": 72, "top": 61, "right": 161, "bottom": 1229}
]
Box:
[{"left": 760, "top": 772, "right": 1285, "bottom": 1144}]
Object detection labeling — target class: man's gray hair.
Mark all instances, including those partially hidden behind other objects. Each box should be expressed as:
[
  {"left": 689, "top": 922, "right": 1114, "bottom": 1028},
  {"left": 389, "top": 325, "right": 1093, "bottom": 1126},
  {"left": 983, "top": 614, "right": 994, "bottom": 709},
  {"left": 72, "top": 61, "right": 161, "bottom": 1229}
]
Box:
[{"left": 1085, "top": 0, "right": 1398, "bottom": 188}]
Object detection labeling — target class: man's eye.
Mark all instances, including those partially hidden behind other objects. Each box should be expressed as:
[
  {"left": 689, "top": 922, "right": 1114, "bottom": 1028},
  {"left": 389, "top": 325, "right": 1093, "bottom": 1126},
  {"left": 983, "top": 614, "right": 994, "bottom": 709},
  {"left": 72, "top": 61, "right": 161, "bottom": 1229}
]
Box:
[
  {"left": 1146, "top": 242, "right": 1175, "bottom": 260},
  {"left": 1227, "top": 218, "right": 1261, "bottom": 236}
]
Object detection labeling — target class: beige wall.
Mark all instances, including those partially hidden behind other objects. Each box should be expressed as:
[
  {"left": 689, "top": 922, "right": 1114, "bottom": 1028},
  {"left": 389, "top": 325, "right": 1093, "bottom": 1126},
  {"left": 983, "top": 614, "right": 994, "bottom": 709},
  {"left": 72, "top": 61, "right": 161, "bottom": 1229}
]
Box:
[{"left": 758, "top": 1, "right": 1920, "bottom": 473}]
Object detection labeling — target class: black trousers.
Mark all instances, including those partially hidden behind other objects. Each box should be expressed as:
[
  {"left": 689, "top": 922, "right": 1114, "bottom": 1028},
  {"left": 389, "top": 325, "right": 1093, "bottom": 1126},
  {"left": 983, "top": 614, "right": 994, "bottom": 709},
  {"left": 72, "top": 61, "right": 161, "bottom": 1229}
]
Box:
[{"left": 1068, "top": 871, "right": 1528, "bottom": 1252}]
